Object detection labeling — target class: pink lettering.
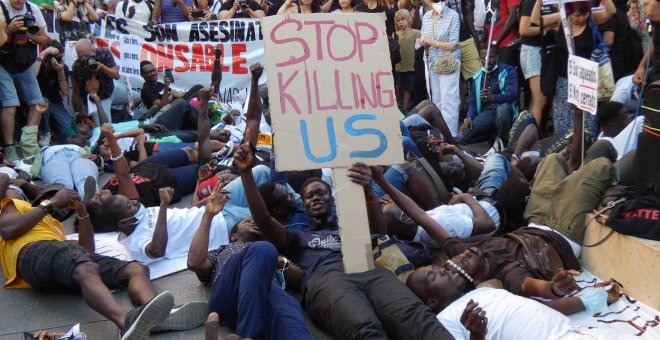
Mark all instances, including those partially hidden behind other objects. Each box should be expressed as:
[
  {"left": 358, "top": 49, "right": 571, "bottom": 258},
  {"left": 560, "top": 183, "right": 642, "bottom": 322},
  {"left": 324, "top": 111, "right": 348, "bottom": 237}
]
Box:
[
  {"left": 354, "top": 21, "right": 378, "bottom": 62},
  {"left": 326, "top": 24, "right": 357, "bottom": 61},
  {"left": 375, "top": 71, "right": 395, "bottom": 108},
  {"left": 277, "top": 71, "right": 302, "bottom": 115},
  {"left": 304, "top": 20, "right": 334, "bottom": 61},
  {"left": 270, "top": 18, "right": 310, "bottom": 67}
]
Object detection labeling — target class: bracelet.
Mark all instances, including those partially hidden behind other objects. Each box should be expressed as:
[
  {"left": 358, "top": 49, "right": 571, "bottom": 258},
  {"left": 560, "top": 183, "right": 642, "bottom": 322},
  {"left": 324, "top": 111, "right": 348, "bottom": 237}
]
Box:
[
  {"left": 58, "top": 77, "right": 66, "bottom": 81},
  {"left": 550, "top": 282, "right": 565, "bottom": 298},
  {"left": 36, "top": 56, "right": 43, "bottom": 63},
  {"left": 511, "top": 154, "right": 521, "bottom": 162},
  {"left": 109, "top": 153, "right": 124, "bottom": 162},
  {"left": 77, "top": 214, "right": 90, "bottom": 220}
]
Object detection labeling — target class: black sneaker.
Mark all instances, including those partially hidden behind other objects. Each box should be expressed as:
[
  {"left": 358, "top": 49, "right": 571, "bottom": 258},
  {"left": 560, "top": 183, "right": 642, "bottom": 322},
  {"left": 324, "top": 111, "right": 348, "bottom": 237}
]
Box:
[
  {"left": 211, "top": 140, "right": 234, "bottom": 163},
  {"left": 150, "top": 301, "right": 209, "bottom": 332},
  {"left": 83, "top": 176, "right": 97, "bottom": 203},
  {"left": 121, "top": 291, "right": 174, "bottom": 340}
]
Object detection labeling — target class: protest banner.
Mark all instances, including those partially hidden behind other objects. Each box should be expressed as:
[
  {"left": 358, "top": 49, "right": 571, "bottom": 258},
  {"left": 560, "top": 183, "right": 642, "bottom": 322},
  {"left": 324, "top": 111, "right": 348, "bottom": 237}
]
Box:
[
  {"left": 263, "top": 14, "right": 404, "bottom": 273},
  {"left": 61, "top": 15, "right": 266, "bottom": 103},
  {"left": 568, "top": 55, "right": 599, "bottom": 113},
  {"left": 118, "top": 34, "right": 142, "bottom": 77}
]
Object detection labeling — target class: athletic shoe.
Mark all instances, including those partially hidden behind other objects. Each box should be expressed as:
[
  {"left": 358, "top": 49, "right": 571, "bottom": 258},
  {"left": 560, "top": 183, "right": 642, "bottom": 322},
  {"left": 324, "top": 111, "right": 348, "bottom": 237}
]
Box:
[
  {"left": 83, "top": 176, "right": 97, "bottom": 203},
  {"left": 38, "top": 133, "right": 51, "bottom": 147},
  {"left": 3, "top": 145, "right": 19, "bottom": 163},
  {"left": 493, "top": 137, "right": 505, "bottom": 152},
  {"left": 211, "top": 140, "right": 234, "bottom": 163},
  {"left": 150, "top": 301, "right": 209, "bottom": 332},
  {"left": 121, "top": 291, "right": 174, "bottom": 340},
  {"left": 205, "top": 312, "right": 219, "bottom": 340}
]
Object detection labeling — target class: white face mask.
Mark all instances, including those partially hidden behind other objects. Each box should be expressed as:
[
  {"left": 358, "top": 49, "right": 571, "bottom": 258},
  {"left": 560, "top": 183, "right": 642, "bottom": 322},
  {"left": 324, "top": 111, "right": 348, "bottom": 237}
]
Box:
[
  {"left": 432, "top": 2, "right": 444, "bottom": 13},
  {"left": 120, "top": 204, "right": 147, "bottom": 226}
]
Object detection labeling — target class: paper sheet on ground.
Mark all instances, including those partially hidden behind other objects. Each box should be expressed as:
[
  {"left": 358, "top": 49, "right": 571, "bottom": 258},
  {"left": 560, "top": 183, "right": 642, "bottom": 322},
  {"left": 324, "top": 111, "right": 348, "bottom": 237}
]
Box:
[
  {"left": 568, "top": 269, "right": 659, "bottom": 338},
  {"left": 66, "top": 232, "right": 187, "bottom": 280}
]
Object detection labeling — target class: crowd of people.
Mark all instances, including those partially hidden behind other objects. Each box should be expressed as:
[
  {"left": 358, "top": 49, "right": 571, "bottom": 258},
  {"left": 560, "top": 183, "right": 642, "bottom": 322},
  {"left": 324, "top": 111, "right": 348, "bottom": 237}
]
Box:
[{"left": 0, "top": 0, "right": 659, "bottom": 338}]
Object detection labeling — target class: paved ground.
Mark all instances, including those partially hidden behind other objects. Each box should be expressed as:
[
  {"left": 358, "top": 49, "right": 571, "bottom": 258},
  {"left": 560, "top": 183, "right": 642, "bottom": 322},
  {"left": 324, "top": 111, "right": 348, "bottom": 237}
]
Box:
[{"left": 0, "top": 172, "right": 332, "bottom": 340}]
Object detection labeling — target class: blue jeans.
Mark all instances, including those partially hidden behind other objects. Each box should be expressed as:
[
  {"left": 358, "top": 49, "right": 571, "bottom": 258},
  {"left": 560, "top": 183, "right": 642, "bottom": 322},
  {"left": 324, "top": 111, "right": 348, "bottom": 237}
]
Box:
[
  {"left": 476, "top": 153, "right": 510, "bottom": 195},
  {"left": 96, "top": 78, "right": 129, "bottom": 125},
  {"left": 373, "top": 165, "right": 408, "bottom": 198},
  {"left": 209, "top": 242, "right": 312, "bottom": 340},
  {"left": 39, "top": 101, "right": 73, "bottom": 137},
  {"left": 223, "top": 165, "right": 272, "bottom": 208},
  {"left": 459, "top": 103, "right": 513, "bottom": 145},
  {"left": 400, "top": 119, "right": 423, "bottom": 157},
  {"left": 143, "top": 149, "right": 197, "bottom": 195},
  {"left": 0, "top": 65, "right": 44, "bottom": 107},
  {"left": 41, "top": 146, "right": 98, "bottom": 197}
]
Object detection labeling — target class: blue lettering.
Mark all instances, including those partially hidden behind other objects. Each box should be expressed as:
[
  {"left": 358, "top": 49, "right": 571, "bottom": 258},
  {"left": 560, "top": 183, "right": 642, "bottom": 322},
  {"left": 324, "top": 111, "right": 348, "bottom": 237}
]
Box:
[
  {"left": 344, "top": 114, "right": 387, "bottom": 158},
  {"left": 300, "top": 117, "right": 337, "bottom": 163}
]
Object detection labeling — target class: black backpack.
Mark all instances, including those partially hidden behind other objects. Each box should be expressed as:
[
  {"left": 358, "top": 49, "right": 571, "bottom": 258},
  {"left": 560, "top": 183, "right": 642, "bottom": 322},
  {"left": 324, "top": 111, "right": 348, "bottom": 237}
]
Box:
[{"left": 0, "top": 1, "right": 37, "bottom": 74}]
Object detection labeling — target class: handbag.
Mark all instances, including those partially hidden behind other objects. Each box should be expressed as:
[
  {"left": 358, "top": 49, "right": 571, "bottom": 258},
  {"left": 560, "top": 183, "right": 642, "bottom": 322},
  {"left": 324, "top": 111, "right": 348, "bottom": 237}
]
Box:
[
  {"left": 430, "top": 14, "right": 457, "bottom": 74},
  {"left": 504, "top": 232, "right": 564, "bottom": 280},
  {"left": 589, "top": 19, "right": 615, "bottom": 100},
  {"left": 539, "top": 17, "right": 558, "bottom": 97},
  {"left": 389, "top": 32, "right": 402, "bottom": 66}
]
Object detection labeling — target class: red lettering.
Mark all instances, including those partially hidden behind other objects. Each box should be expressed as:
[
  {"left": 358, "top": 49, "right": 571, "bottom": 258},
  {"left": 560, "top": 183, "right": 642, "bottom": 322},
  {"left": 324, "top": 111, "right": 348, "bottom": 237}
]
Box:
[
  {"left": 190, "top": 44, "right": 206, "bottom": 72},
  {"left": 156, "top": 44, "right": 174, "bottom": 71},
  {"left": 173, "top": 44, "right": 189, "bottom": 72},
  {"left": 270, "top": 17, "right": 311, "bottom": 67},
  {"left": 231, "top": 44, "right": 247, "bottom": 74},
  {"left": 652, "top": 209, "right": 659, "bottom": 220},
  {"left": 351, "top": 72, "right": 377, "bottom": 109},
  {"left": 141, "top": 43, "right": 158, "bottom": 66}
]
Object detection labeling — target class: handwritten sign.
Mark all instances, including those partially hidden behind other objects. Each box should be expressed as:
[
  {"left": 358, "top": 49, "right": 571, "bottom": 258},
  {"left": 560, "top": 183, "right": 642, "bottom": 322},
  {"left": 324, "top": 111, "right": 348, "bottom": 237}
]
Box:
[
  {"left": 263, "top": 14, "right": 403, "bottom": 273},
  {"left": 263, "top": 14, "right": 403, "bottom": 172},
  {"left": 568, "top": 55, "right": 599, "bottom": 114},
  {"left": 119, "top": 34, "right": 142, "bottom": 76}
]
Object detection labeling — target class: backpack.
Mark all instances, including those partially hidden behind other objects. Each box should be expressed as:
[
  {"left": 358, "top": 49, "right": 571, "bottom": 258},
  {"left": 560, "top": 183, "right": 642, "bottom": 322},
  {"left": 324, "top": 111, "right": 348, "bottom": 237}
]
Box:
[
  {"left": 0, "top": 1, "right": 37, "bottom": 73},
  {"left": 594, "top": 185, "right": 660, "bottom": 241},
  {"left": 407, "top": 123, "right": 441, "bottom": 161}
]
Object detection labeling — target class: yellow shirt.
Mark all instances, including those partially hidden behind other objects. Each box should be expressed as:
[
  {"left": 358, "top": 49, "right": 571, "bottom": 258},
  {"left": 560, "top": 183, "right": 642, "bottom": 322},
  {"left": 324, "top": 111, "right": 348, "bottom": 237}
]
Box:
[{"left": 0, "top": 198, "right": 66, "bottom": 288}]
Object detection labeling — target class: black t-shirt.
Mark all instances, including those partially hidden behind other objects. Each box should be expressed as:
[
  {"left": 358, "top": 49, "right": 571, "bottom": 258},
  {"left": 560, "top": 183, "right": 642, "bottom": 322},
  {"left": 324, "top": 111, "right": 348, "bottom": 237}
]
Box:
[
  {"left": 359, "top": 5, "right": 397, "bottom": 37},
  {"left": 219, "top": 0, "right": 262, "bottom": 18},
  {"left": 72, "top": 47, "right": 116, "bottom": 99},
  {"left": 141, "top": 81, "right": 168, "bottom": 109},
  {"left": 283, "top": 228, "right": 344, "bottom": 292},
  {"left": 445, "top": 0, "right": 471, "bottom": 42},
  {"left": 519, "top": 0, "right": 557, "bottom": 46},
  {"left": 556, "top": 24, "right": 593, "bottom": 78},
  {"left": 37, "top": 64, "right": 70, "bottom": 104},
  {"left": 601, "top": 9, "right": 635, "bottom": 81},
  {"left": 103, "top": 161, "right": 181, "bottom": 207},
  {"left": 267, "top": 0, "right": 285, "bottom": 15}
]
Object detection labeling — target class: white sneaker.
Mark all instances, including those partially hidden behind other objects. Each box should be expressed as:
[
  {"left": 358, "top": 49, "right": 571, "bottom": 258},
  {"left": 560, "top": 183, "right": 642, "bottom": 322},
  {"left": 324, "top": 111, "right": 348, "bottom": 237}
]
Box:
[{"left": 38, "top": 133, "right": 51, "bottom": 147}]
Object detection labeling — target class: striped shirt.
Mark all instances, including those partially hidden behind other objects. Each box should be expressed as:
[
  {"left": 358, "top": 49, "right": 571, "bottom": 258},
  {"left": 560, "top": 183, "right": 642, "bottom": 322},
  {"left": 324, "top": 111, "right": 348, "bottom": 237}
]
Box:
[{"left": 421, "top": 6, "right": 461, "bottom": 65}]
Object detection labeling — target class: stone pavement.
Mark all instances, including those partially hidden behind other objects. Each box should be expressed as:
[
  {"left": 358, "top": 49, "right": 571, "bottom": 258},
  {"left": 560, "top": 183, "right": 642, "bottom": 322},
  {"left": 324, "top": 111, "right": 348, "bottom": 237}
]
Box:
[{"left": 0, "top": 173, "right": 331, "bottom": 339}]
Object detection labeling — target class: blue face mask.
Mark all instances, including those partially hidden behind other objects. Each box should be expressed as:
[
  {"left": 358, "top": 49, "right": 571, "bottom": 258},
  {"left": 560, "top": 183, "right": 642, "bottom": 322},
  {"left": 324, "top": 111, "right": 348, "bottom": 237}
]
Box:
[{"left": 120, "top": 204, "right": 147, "bottom": 226}]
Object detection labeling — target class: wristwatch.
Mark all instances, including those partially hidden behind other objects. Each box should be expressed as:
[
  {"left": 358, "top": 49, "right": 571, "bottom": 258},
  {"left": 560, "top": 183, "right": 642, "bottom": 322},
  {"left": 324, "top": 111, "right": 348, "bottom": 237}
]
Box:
[
  {"left": 39, "top": 199, "right": 54, "bottom": 214},
  {"left": 491, "top": 40, "right": 498, "bottom": 47},
  {"left": 36, "top": 56, "right": 43, "bottom": 63}
]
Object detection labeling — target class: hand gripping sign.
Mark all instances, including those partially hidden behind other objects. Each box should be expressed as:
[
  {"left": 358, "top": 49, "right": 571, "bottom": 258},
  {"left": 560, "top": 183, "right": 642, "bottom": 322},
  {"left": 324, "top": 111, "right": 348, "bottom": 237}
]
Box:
[{"left": 263, "top": 14, "right": 404, "bottom": 273}]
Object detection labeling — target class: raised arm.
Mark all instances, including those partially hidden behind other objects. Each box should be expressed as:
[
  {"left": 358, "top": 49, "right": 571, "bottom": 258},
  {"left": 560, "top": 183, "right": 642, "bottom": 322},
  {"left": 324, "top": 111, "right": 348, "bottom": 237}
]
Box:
[
  {"left": 73, "top": 199, "right": 95, "bottom": 252},
  {"left": 347, "top": 163, "right": 387, "bottom": 235},
  {"left": 100, "top": 123, "right": 139, "bottom": 199},
  {"left": 591, "top": 0, "right": 615, "bottom": 25},
  {"left": 144, "top": 187, "right": 173, "bottom": 258},
  {"left": 371, "top": 166, "right": 454, "bottom": 244},
  {"left": 235, "top": 131, "right": 288, "bottom": 251},
  {"left": 530, "top": 0, "right": 559, "bottom": 27},
  {"left": 245, "top": 63, "right": 263, "bottom": 146},
  {"left": 211, "top": 46, "right": 223, "bottom": 91},
  {"left": 188, "top": 184, "right": 227, "bottom": 281}
]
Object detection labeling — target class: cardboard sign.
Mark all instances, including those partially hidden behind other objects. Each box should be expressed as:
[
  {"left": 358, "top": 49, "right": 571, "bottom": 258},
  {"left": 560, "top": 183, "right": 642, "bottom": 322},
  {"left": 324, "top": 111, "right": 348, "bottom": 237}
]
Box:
[
  {"left": 119, "top": 34, "right": 142, "bottom": 77},
  {"left": 568, "top": 55, "right": 599, "bottom": 113},
  {"left": 263, "top": 14, "right": 404, "bottom": 172}
]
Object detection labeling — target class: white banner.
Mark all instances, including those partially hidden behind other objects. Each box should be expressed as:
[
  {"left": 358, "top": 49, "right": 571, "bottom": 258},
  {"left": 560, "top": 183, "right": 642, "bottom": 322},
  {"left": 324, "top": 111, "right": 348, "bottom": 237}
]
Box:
[
  {"left": 568, "top": 55, "right": 599, "bottom": 113},
  {"left": 63, "top": 15, "right": 265, "bottom": 104}
]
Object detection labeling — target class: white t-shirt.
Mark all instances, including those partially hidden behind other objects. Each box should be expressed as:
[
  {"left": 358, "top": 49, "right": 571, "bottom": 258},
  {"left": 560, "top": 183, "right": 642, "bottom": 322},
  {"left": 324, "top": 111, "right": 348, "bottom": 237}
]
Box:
[
  {"left": 1, "top": 0, "right": 46, "bottom": 28},
  {"left": 114, "top": 0, "right": 153, "bottom": 23},
  {"left": 120, "top": 206, "right": 230, "bottom": 264},
  {"left": 413, "top": 201, "right": 500, "bottom": 247},
  {"left": 437, "top": 287, "right": 572, "bottom": 340}
]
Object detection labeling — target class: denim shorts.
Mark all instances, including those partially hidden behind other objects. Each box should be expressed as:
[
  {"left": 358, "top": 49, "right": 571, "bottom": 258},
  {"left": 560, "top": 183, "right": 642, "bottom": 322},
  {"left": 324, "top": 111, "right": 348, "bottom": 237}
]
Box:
[
  {"left": 0, "top": 65, "right": 44, "bottom": 107},
  {"left": 519, "top": 44, "right": 542, "bottom": 80}
]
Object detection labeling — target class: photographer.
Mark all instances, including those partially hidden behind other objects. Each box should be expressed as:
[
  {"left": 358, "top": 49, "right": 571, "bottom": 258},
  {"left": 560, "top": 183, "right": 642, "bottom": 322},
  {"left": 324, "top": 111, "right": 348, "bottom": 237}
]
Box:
[
  {"left": 71, "top": 38, "right": 129, "bottom": 125},
  {"left": 33, "top": 40, "right": 73, "bottom": 144},
  {"left": 152, "top": 0, "right": 192, "bottom": 23},
  {"left": 56, "top": 0, "right": 99, "bottom": 42},
  {"left": 218, "top": 0, "right": 264, "bottom": 19},
  {"left": 0, "top": 0, "right": 49, "bottom": 163},
  {"left": 188, "top": 0, "right": 216, "bottom": 20}
]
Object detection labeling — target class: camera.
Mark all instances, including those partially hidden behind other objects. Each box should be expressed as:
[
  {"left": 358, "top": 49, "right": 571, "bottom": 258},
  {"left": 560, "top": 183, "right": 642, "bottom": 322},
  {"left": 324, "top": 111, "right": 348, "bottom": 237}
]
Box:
[
  {"left": 82, "top": 53, "right": 98, "bottom": 71},
  {"left": 15, "top": 13, "right": 39, "bottom": 35},
  {"left": 239, "top": 0, "right": 248, "bottom": 8}
]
